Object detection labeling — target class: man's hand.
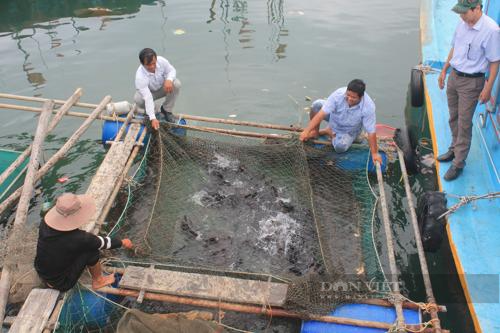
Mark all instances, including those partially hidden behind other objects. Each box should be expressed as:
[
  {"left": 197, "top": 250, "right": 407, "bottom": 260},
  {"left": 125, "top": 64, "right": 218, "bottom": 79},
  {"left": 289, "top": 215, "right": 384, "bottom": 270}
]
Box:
[
  {"left": 438, "top": 71, "right": 446, "bottom": 90},
  {"left": 151, "top": 119, "right": 160, "bottom": 130},
  {"left": 164, "top": 80, "right": 174, "bottom": 93},
  {"left": 372, "top": 152, "right": 383, "bottom": 166},
  {"left": 478, "top": 85, "right": 492, "bottom": 104},
  {"left": 299, "top": 130, "right": 310, "bottom": 142},
  {"left": 121, "top": 239, "right": 134, "bottom": 249}
]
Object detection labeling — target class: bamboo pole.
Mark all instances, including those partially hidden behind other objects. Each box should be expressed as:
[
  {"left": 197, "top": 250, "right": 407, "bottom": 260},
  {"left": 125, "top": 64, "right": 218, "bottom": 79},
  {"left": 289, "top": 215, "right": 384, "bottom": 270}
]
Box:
[
  {"left": 375, "top": 162, "right": 406, "bottom": 332},
  {"left": 171, "top": 122, "right": 294, "bottom": 140},
  {"left": 0, "top": 93, "right": 99, "bottom": 110},
  {"left": 168, "top": 122, "right": 393, "bottom": 146},
  {"left": 0, "top": 89, "right": 82, "bottom": 188},
  {"left": 397, "top": 148, "right": 442, "bottom": 333},
  {"left": 0, "top": 96, "right": 111, "bottom": 216},
  {"left": 177, "top": 113, "right": 303, "bottom": 132},
  {"left": 94, "top": 129, "right": 147, "bottom": 234},
  {"left": 96, "top": 286, "right": 445, "bottom": 332},
  {"left": 0, "top": 93, "right": 304, "bottom": 133},
  {"left": 0, "top": 101, "right": 53, "bottom": 324},
  {"left": 0, "top": 103, "right": 126, "bottom": 123}
]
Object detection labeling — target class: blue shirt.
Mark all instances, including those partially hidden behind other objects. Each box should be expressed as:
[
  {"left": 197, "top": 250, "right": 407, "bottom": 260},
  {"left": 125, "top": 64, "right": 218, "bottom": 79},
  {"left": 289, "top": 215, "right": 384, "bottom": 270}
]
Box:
[
  {"left": 450, "top": 14, "right": 500, "bottom": 74},
  {"left": 322, "top": 87, "right": 376, "bottom": 135}
]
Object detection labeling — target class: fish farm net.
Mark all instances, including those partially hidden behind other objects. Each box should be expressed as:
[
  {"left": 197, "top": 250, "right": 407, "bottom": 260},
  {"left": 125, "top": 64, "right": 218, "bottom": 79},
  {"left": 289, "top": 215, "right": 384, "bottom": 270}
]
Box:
[{"left": 55, "top": 126, "right": 390, "bottom": 332}]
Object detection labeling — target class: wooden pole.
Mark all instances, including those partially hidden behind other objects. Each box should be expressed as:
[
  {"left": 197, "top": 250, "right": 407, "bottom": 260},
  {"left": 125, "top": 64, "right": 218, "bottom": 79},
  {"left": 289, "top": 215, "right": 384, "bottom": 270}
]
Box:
[
  {"left": 0, "top": 103, "right": 126, "bottom": 123},
  {"left": 0, "top": 101, "right": 53, "bottom": 324},
  {"left": 177, "top": 114, "right": 303, "bottom": 132},
  {"left": 0, "top": 93, "right": 304, "bottom": 133},
  {"left": 397, "top": 148, "right": 442, "bottom": 333},
  {"left": 0, "top": 96, "right": 111, "bottom": 216},
  {"left": 375, "top": 162, "right": 406, "bottom": 332},
  {"left": 168, "top": 122, "right": 392, "bottom": 146},
  {"left": 0, "top": 93, "right": 99, "bottom": 110},
  {"left": 0, "top": 89, "right": 82, "bottom": 188},
  {"left": 96, "top": 286, "right": 444, "bottom": 332}
]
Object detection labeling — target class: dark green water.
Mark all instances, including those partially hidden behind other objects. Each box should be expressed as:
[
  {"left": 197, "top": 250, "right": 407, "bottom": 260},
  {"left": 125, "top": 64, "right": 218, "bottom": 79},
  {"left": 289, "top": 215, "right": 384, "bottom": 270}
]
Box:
[{"left": 0, "top": 1, "right": 473, "bottom": 332}]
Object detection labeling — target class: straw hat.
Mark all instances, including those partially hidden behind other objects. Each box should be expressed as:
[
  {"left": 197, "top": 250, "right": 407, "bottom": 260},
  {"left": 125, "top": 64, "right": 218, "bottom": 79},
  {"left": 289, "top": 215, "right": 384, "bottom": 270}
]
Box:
[{"left": 45, "top": 193, "right": 96, "bottom": 231}]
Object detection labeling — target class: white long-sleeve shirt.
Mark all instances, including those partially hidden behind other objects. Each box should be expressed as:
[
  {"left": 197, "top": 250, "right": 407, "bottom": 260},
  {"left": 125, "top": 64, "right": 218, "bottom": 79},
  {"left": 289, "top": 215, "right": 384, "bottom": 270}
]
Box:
[{"left": 135, "top": 56, "right": 176, "bottom": 120}]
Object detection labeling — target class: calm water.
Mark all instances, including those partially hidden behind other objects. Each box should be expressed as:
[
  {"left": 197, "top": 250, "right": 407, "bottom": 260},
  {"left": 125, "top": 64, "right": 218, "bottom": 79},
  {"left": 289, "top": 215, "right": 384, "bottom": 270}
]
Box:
[{"left": 0, "top": 1, "right": 473, "bottom": 332}]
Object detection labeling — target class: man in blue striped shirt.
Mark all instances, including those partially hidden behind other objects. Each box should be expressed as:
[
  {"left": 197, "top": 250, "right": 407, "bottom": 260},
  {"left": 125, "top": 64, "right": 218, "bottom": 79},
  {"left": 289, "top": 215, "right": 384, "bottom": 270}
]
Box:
[{"left": 300, "top": 79, "right": 382, "bottom": 165}]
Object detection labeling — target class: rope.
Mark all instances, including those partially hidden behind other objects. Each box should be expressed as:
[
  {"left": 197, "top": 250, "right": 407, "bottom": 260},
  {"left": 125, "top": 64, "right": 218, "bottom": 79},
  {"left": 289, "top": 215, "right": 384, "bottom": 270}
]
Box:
[
  {"left": 414, "top": 64, "right": 440, "bottom": 74},
  {"left": 79, "top": 283, "right": 131, "bottom": 311},
  {"left": 438, "top": 191, "right": 500, "bottom": 220},
  {"left": 380, "top": 290, "right": 440, "bottom": 315},
  {"left": 405, "top": 318, "right": 440, "bottom": 333},
  {"left": 141, "top": 130, "right": 164, "bottom": 253},
  {"left": 302, "top": 141, "right": 331, "bottom": 274},
  {"left": 218, "top": 323, "right": 253, "bottom": 333}
]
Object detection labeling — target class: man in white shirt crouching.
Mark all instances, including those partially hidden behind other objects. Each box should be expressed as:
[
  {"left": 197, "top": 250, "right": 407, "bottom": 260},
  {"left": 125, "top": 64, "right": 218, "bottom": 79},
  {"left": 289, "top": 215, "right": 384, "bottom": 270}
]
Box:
[{"left": 134, "top": 48, "right": 181, "bottom": 130}]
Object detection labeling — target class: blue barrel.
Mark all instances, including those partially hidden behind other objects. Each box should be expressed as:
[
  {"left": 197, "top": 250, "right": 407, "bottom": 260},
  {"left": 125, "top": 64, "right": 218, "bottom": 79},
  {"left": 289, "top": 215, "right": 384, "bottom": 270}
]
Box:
[
  {"left": 102, "top": 115, "right": 185, "bottom": 142},
  {"left": 101, "top": 115, "right": 147, "bottom": 143},
  {"left": 59, "top": 274, "right": 123, "bottom": 329},
  {"left": 171, "top": 118, "right": 187, "bottom": 136},
  {"left": 326, "top": 149, "right": 387, "bottom": 174},
  {"left": 301, "top": 304, "right": 421, "bottom": 333}
]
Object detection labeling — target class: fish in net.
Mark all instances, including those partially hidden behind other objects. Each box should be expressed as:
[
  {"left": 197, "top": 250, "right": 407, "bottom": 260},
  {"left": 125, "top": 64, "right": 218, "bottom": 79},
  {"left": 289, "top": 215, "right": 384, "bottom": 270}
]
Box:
[{"left": 56, "top": 126, "right": 390, "bottom": 332}]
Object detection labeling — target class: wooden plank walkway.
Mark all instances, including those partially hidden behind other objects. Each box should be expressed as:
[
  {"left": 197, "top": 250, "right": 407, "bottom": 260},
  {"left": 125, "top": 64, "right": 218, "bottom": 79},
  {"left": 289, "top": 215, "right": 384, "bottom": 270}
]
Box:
[
  {"left": 119, "top": 266, "right": 288, "bottom": 307},
  {"left": 83, "top": 123, "right": 141, "bottom": 234},
  {"left": 8, "top": 123, "right": 143, "bottom": 331},
  {"left": 8, "top": 289, "right": 59, "bottom": 333}
]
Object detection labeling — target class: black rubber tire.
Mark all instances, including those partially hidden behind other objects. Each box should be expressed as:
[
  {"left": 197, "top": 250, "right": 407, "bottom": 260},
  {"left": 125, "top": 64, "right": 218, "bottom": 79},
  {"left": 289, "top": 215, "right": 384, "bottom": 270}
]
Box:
[
  {"left": 410, "top": 68, "right": 424, "bottom": 108},
  {"left": 394, "top": 126, "right": 418, "bottom": 175}
]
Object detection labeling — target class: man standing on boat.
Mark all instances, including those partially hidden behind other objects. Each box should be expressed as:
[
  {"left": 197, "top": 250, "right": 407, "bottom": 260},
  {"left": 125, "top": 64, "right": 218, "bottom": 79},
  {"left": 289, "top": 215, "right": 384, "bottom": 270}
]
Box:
[
  {"left": 437, "top": 0, "right": 500, "bottom": 181},
  {"left": 134, "top": 48, "right": 181, "bottom": 130},
  {"left": 299, "top": 79, "right": 382, "bottom": 164}
]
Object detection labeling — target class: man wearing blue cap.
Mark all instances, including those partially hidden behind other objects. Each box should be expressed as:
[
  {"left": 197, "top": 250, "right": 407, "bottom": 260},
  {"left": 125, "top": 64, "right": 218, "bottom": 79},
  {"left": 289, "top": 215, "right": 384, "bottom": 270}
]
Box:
[{"left": 437, "top": 0, "right": 500, "bottom": 180}]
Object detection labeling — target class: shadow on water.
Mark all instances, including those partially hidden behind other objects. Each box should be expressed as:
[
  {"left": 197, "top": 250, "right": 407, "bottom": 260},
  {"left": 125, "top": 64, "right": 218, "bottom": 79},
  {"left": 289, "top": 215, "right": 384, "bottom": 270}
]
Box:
[{"left": 400, "top": 81, "right": 476, "bottom": 333}]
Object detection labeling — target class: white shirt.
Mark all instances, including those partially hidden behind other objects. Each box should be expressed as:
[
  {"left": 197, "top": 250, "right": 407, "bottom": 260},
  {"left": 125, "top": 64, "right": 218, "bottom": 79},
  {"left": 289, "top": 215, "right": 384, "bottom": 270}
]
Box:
[
  {"left": 135, "top": 56, "right": 176, "bottom": 120},
  {"left": 450, "top": 14, "right": 500, "bottom": 74}
]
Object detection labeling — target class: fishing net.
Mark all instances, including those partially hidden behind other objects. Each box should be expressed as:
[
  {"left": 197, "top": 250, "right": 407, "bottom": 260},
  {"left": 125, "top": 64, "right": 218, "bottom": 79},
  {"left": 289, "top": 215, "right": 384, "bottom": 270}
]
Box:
[
  {"left": 0, "top": 223, "right": 43, "bottom": 305},
  {"left": 55, "top": 124, "right": 390, "bottom": 332}
]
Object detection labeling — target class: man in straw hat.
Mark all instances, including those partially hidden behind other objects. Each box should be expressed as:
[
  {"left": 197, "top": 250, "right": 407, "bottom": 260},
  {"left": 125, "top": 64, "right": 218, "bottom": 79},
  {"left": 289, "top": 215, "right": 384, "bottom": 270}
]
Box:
[
  {"left": 437, "top": 0, "right": 500, "bottom": 180},
  {"left": 35, "top": 193, "right": 133, "bottom": 291}
]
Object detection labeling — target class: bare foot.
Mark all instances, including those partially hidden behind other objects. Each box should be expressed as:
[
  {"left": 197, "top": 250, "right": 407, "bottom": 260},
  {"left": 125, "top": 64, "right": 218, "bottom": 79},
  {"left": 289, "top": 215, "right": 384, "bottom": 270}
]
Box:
[
  {"left": 92, "top": 274, "right": 115, "bottom": 290},
  {"left": 319, "top": 128, "right": 334, "bottom": 139}
]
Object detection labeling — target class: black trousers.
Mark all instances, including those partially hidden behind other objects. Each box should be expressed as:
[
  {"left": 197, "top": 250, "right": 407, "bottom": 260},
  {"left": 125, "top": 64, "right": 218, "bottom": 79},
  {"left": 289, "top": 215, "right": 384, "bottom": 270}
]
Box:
[{"left": 45, "top": 250, "right": 100, "bottom": 292}]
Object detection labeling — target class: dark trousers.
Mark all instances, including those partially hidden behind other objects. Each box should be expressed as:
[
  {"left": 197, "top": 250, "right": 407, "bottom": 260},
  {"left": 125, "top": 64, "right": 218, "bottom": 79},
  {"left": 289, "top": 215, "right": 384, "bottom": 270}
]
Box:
[
  {"left": 446, "top": 70, "right": 485, "bottom": 168},
  {"left": 44, "top": 250, "right": 100, "bottom": 292}
]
